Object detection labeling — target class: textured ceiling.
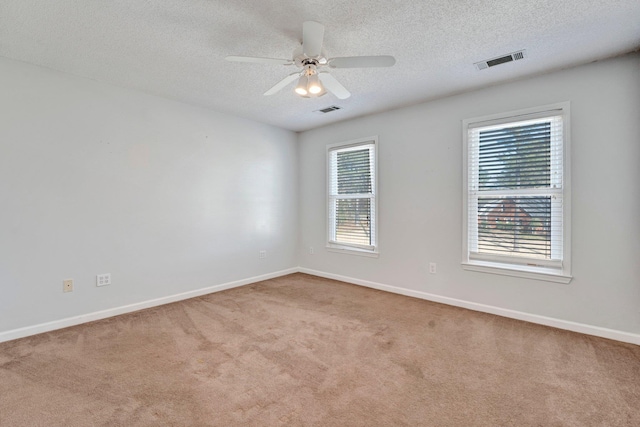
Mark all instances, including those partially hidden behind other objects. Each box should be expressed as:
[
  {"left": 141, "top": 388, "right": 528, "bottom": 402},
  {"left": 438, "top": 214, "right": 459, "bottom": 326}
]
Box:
[{"left": 1, "top": 0, "right": 639, "bottom": 132}]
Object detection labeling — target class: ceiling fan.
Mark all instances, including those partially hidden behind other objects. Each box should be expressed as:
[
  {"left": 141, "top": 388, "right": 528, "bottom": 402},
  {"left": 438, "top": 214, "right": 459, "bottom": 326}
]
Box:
[{"left": 225, "top": 21, "right": 395, "bottom": 100}]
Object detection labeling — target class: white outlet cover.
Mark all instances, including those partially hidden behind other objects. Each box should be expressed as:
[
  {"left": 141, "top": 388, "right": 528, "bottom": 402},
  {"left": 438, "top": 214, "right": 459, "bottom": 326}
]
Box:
[{"left": 96, "top": 274, "right": 111, "bottom": 287}]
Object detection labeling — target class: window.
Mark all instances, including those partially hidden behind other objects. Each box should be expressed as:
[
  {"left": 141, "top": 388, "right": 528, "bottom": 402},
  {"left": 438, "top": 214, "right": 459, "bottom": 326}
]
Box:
[
  {"left": 327, "top": 137, "right": 377, "bottom": 255},
  {"left": 463, "top": 103, "right": 571, "bottom": 282}
]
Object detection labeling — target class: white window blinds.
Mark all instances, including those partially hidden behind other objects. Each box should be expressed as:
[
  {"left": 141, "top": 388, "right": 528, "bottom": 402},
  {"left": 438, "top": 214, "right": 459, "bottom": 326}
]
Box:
[
  {"left": 467, "top": 113, "right": 564, "bottom": 268},
  {"left": 328, "top": 141, "right": 376, "bottom": 251}
]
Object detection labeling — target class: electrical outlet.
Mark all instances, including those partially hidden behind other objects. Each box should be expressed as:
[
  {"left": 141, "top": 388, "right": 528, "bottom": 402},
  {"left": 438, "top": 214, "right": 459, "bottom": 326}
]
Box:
[
  {"left": 309, "top": 247, "right": 314, "bottom": 254},
  {"left": 429, "top": 263, "right": 437, "bottom": 274},
  {"left": 259, "top": 250, "right": 266, "bottom": 259},
  {"left": 96, "top": 273, "right": 111, "bottom": 287},
  {"left": 63, "top": 279, "right": 73, "bottom": 293}
]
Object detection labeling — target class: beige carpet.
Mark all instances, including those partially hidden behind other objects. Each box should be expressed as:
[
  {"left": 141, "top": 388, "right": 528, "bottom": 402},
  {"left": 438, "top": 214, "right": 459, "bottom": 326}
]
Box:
[{"left": 0, "top": 273, "right": 638, "bottom": 426}]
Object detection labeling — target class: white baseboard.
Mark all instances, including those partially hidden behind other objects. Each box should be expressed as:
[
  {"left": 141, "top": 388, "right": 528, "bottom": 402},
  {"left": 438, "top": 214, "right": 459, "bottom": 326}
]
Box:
[
  {"left": 0, "top": 268, "right": 297, "bottom": 344},
  {"left": 298, "top": 267, "right": 640, "bottom": 346},
  {"left": 4, "top": 267, "right": 639, "bottom": 346}
]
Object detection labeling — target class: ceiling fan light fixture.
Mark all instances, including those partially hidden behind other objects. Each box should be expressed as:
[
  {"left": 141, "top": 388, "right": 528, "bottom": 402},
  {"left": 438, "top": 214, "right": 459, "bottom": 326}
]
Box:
[{"left": 295, "top": 64, "right": 323, "bottom": 97}]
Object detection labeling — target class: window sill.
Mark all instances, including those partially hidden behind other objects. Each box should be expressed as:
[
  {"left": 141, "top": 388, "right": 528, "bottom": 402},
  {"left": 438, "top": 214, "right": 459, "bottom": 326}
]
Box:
[
  {"left": 327, "top": 246, "right": 379, "bottom": 258},
  {"left": 462, "top": 261, "right": 572, "bottom": 284}
]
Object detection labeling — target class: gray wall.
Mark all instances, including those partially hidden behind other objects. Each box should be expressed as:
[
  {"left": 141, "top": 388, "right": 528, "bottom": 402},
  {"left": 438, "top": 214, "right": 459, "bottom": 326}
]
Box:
[
  {"left": 298, "top": 53, "right": 640, "bottom": 334},
  {"left": 0, "top": 57, "right": 298, "bottom": 333},
  {"left": 1, "top": 52, "right": 638, "bottom": 339}
]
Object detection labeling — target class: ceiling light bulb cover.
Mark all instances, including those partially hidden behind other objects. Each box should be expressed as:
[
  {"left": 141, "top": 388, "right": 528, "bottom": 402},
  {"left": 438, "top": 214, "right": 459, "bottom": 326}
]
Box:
[
  {"left": 295, "top": 75, "right": 308, "bottom": 95},
  {"left": 307, "top": 73, "right": 322, "bottom": 94}
]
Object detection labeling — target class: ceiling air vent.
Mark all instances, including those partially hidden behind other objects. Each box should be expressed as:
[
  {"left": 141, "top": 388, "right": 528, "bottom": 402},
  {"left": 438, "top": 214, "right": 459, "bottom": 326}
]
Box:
[
  {"left": 475, "top": 50, "right": 527, "bottom": 71},
  {"left": 314, "top": 105, "right": 342, "bottom": 114}
]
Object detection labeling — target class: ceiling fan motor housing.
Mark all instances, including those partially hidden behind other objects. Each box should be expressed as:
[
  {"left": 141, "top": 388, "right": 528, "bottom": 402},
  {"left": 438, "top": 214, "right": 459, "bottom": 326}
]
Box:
[{"left": 293, "top": 46, "right": 328, "bottom": 68}]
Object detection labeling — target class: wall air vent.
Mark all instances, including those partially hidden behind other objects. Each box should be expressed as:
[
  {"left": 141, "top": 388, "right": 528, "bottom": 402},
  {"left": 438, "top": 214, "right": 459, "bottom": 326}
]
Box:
[
  {"left": 475, "top": 50, "right": 527, "bottom": 71},
  {"left": 314, "top": 105, "right": 342, "bottom": 114}
]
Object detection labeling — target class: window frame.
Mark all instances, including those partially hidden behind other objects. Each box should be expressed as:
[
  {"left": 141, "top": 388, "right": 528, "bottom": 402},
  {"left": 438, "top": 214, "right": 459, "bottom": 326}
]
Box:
[
  {"left": 462, "top": 103, "right": 572, "bottom": 283},
  {"left": 326, "top": 136, "right": 379, "bottom": 257}
]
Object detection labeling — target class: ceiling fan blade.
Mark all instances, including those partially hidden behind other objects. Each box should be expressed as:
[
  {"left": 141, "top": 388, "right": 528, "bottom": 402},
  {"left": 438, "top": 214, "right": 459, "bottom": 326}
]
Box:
[
  {"left": 226, "top": 56, "right": 293, "bottom": 65},
  {"left": 302, "top": 21, "right": 324, "bottom": 58},
  {"left": 264, "top": 73, "right": 301, "bottom": 96},
  {"left": 329, "top": 55, "right": 396, "bottom": 68},
  {"left": 318, "top": 73, "right": 350, "bottom": 99}
]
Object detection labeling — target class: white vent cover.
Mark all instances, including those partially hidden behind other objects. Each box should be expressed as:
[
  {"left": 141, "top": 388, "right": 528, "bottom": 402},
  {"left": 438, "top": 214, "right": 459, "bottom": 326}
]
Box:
[
  {"left": 475, "top": 50, "right": 527, "bottom": 70},
  {"left": 314, "top": 105, "right": 342, "bottom": 114}
]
